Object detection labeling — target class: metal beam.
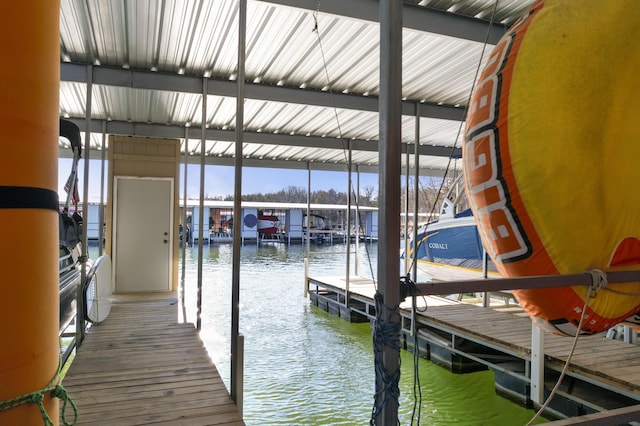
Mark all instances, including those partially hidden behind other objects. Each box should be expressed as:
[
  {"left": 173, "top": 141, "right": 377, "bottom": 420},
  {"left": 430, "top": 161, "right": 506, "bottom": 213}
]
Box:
[
  {"left": 64, "top": 117, "right": 462, "bottom": 158},
  {"left": 60, "top": 144, "right": 449, "bottom": 176},
  {"left": 412, "top": 270, "right": 640, "bottom": 296},
  {"left": 61, "top": 62, "right": 465, "bottom": 121},
  {"left": 375, "top": 0, "right": 403, "bottom": 423},
  {"left": 230, "top": 0, "right": 246, "bottom": 409},
  {"left": 258, "top": 0, "right": 508, "bottom": 44}
]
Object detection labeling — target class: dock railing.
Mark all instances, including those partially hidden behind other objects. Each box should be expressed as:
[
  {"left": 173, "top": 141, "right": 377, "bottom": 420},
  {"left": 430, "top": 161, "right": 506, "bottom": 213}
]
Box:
[
  {"left": 406, "top": 270, "right": 640, "bottom": 425},
  {"left": 60, "top": 253, "right": 112, "bottom": 367}
]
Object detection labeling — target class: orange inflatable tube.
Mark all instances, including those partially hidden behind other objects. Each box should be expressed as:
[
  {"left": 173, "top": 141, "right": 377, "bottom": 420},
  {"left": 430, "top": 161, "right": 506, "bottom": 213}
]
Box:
[
  {"left": 463, "top": 0, "right": 640, "bottom": 335},
  {"left": 0, "top": 1, "right": 61, "bottom": 424}
]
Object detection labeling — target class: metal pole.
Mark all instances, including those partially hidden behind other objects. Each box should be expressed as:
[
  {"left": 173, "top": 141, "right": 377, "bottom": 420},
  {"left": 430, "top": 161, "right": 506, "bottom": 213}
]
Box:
[
  {"left": 304, "top": 164, "right": 311, "bottom": 297},
  {"left": 355, "top": 165, "right": 360, "bottom": 276},
  {"left": 482, "top": 248, "right": 490, "bottom": 307},
  {"left": 374, "top": 0, "right": 402, "bottom": 424},
  {"left": 196, "top": 78, "right": 206, "bottom": 331},
  {"left": 99, "top": 121, "right": 106, "bottom": 256},
  {"left": 403, "top": 110, "right": 410, "bottom": 274},
  {"left": 412, "top": 104, "right": 420, "bottom": 283},
  {"left": 345, "top": 140, "right": 352, "bottom": 308},
  {"left": 181, "top": 127, "right": 189, "bottom": 321},
  {"left": 77, "top": 64, "right": 92, "bottom": 345},
  {"left": 413, "top": 270, "right": 640, "bottom": 296},
  {"left": 306, "top": 164, "right": 311, "bottom": 260},
  {"left": 231, "top": 0, "right": 246, "bottom": 407},
  {"left": 410, "top": 105, "right": 420, "bottom": 347}
]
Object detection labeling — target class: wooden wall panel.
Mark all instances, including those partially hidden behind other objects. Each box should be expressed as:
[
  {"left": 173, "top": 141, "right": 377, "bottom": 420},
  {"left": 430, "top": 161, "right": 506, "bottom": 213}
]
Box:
[{"left": 106, "top": 135, "right": 181, "bottom": 292}]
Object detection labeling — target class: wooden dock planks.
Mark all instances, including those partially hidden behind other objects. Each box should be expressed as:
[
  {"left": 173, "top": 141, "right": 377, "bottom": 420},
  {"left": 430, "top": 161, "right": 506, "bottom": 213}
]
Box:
[
  {"left": 422, "top": 303, "right": 640, "bottom": 393},
  {"left": 309, "top": 275, "right": 640, "bottom": 397},
  {"left": 61, "top": 293, "right": 244, "bottom": 426}
]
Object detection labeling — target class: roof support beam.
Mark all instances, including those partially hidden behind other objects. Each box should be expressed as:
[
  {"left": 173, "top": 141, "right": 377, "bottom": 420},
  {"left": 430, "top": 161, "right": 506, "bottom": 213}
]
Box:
[
  {"left": 258, "top": 0, "right": 508, "bottom": 44},
  {"left": 61, "top": 62, "right": 466, "bottom": 121},
  {"left": 61, "top": 146, "right": 448, "bottom": 177},
  {"left": 59, "top": 142, "right": 448, "bottom": 177},
  {"left": 65, "top": 117, "right": 462, "bottom": 159}
]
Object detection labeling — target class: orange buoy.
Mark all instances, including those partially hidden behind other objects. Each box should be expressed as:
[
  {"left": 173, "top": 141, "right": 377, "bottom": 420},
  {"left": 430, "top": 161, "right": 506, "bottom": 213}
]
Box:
[
  {"left": 463, "top": 0, "right": 640, "bottom": 335},
  {"left": 0, "top": 1, "right": 61, "bottom": 424}
]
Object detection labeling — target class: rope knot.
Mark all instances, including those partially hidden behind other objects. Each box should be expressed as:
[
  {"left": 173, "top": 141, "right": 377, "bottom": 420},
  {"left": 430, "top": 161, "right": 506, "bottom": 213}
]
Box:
[
  {"left": 26, "top": 392, "right": 45, "bottom": 405},
  {"left": 52, "top": 384, "right": 67, "bottom": 400},
  {"left": 586, "top": 269, "right": 608, "bottom": 298},
  {"left": 53, "top": 384, "right": 79, "bottom": 426},
  {"left": 400, "top": 274, "right": 417, "bottom": 300}
]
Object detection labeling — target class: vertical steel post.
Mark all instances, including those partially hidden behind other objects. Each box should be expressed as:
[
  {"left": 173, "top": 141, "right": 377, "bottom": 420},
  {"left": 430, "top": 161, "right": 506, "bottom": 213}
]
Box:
[
  {"left": 196, "top": 79, "right": 206, "bottom": 331},
  {"left": 77, "top": 64, "right": 92, "bottom": 345},
  {"left": 403, "top": 109, "right": 410, "bottom": 274},
  {"left": 99, "top": 121, "right": 106, "bottom": 256},
  {"left": 412, "top": 103, "right": 420, "bottom": 283},
  {"left": 231, "top": 0, "right": 246, "bottom": 407},
  {"left": 306, "top": 164, "right": 311, "bottom": 260},
  {"left": 345, "top": 140, "right": 352, "bottom": 308},
  {"left": 181, "top": 128, "right": 189, "bottom": 320},
  {"left": 355, "top": 165, "right": 360, "bottom": 276},
  {"left": 410, "top": 104, "right": 420, "bottom": 340},
  {"left": 304, "top": 164, "right": 314, "bottom": 295},
  {"left": 375, "top": 0, "right": 402, "bottom": 424}
]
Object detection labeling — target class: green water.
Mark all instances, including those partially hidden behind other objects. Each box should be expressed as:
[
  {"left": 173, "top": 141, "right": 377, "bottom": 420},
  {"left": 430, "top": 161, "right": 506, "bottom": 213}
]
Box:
[{"left": 179, "top": 243, "right": 546, "bottom": 425}]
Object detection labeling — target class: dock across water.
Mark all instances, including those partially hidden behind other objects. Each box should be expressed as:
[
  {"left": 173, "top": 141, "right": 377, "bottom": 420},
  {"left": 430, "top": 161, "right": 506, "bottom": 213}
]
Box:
[
  {"left": 60, "top": 293, "right": 244, "bottom": 426},
  {"left": 308, "top": 275, "right": 640, "bottom": 421}
]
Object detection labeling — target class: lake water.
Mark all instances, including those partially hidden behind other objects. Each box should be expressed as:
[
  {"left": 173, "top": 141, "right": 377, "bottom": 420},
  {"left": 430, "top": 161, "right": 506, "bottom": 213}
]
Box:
[{"left": 178, "top": 242, "right": 546, "bottom": 425}]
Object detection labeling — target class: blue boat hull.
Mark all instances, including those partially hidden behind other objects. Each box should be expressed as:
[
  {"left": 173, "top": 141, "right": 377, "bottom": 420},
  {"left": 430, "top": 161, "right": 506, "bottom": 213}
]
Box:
[{"left": 407, "top": 217, "right": 499, "bottom": 281}]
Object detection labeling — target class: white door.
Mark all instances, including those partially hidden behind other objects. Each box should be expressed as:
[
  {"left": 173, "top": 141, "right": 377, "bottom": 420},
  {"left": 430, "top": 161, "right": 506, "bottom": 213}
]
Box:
[{"left": 114, "top": 177, "right": 172, "bottom": 293}]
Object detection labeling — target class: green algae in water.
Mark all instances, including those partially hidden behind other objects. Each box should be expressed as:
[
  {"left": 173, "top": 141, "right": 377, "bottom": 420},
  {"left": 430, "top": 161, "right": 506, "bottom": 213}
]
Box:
[{"left": 184, "top": 244, "right": 548, "bottom": 425}]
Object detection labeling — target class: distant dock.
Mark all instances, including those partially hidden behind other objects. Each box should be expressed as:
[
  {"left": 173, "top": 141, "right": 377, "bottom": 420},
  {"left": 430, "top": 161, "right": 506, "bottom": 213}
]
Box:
[{"left": 307, "top": 275, "right": 640, "bottom": 421}]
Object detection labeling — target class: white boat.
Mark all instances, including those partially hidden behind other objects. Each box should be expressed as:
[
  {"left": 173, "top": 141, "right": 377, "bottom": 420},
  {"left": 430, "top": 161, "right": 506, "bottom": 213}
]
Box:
[
  {"left": 405, "top": 175, "right": 500, "bottom": 282},
  {"left": 258, "top": 211, "right": 281, "bottom": 236}
]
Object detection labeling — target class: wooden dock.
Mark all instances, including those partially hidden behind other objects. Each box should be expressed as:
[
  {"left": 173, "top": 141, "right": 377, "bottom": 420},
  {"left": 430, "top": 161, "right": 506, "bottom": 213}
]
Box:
[
  {"left": 308, "top": 275, "right": 640, "bottom": 420},
  {"left": 60, "top": 293, "right": 244, "bottom": 426}
]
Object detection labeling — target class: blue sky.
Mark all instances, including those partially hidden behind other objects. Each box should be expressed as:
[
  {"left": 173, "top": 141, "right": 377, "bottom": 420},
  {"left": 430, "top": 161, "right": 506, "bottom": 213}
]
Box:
[{"left": 58, "top": 158, "right": 379, "bottom": 202}]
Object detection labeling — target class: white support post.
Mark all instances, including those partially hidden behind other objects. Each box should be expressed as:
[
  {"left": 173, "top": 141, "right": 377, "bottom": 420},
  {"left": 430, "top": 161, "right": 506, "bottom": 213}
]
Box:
[{"left": 530, "top": 323, "right": 545, "bottom": 405}]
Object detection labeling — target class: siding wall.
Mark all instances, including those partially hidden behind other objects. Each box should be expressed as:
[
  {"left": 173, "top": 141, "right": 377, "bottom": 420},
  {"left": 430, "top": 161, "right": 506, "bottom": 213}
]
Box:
[{"left": 106, "top": 136, "right": 181, "bottom": 291}]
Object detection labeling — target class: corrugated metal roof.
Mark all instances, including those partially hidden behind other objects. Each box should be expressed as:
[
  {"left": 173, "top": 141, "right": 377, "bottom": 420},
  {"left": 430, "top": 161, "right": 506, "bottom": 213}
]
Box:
[{"left": 59, "top": 0, "right": 535, "bottom": 176}]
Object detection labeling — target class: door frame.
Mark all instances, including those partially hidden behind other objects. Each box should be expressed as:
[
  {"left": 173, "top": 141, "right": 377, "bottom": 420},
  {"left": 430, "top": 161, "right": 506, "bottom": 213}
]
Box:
[{"left": 112, "top": 176, "right": 174, "bottom": 293}]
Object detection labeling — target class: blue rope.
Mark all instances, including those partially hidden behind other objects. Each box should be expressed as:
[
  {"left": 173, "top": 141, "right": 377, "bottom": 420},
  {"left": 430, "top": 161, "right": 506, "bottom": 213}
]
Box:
[{"left": 370, "top": 292, "right": 402, "bottom": 425}]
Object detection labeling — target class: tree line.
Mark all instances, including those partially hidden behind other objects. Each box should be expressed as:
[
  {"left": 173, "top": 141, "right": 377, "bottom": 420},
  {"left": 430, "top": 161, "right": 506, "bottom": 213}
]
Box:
[{"left": 205, "top": 175, "right": 464, "bottom": 227}]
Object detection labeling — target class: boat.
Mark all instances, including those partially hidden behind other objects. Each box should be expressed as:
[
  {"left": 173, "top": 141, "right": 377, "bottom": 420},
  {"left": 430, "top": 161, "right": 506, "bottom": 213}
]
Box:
[
  {"left": 257, "top": 211, "right": 281, "bottom": 236},
  {"left": 220, "top": 212, "right": 282, "bottom": 237},
  {"left": 303, "top": 213, "right": 330, "bottom": 243},
  {"left": 405, "top": 175, "right": 499, "bottom": 282}
]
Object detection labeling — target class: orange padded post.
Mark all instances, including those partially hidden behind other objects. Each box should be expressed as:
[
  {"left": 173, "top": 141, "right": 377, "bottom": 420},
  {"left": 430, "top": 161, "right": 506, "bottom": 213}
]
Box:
[{"left": 0, "top": 1, "right": 61, "bottom": 424}]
